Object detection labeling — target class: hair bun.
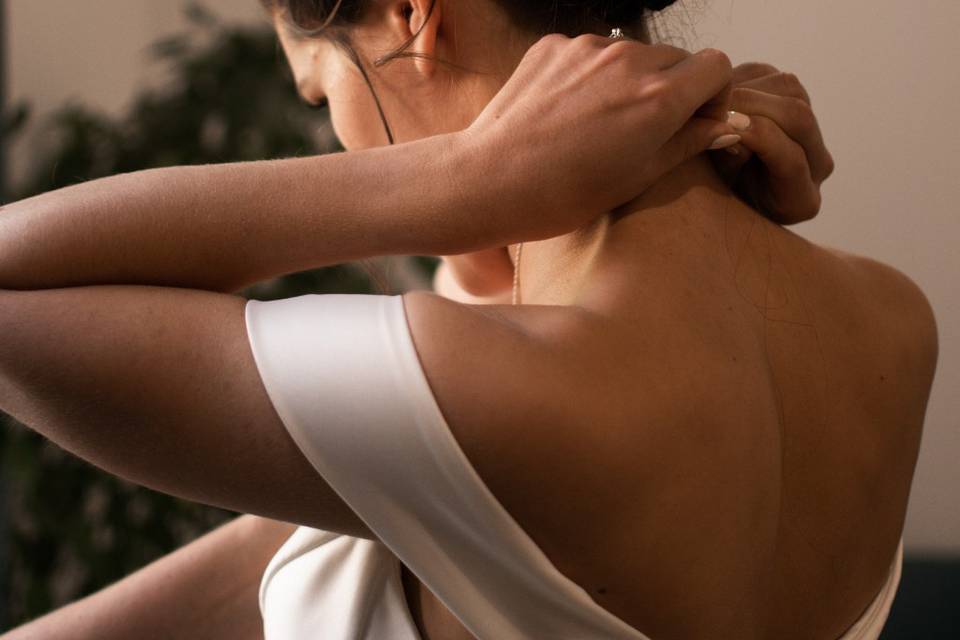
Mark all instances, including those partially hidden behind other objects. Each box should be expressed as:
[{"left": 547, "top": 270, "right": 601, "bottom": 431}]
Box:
[
  {"left": 644, "top": 0, "right": 678, "bottom": 11},
  {"left": 604, "top": 0, "right": 677, "bottom": 24}
]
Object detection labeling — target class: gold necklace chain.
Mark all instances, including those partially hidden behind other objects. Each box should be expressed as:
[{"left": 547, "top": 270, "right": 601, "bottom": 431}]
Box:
[
  {"left": 511, "top": 29, "right": 623, "bottom": 307},
  {"left": 511, "top": 242, "right": 523, "bottom": 305}
]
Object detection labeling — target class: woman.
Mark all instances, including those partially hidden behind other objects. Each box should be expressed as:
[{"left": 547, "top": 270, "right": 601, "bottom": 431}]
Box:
[{"left": 0, "top": 1, "right": 937, "bottom": 639}]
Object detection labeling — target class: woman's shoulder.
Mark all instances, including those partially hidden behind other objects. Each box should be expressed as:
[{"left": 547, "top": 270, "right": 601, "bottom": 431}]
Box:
[
  {"left": 400, "top": 289, "right": 661, "bottom": 566},
  {"left": 820, "top": 245, "right": 938, "bottom": 362},
  {"left": 399, "top": 289, "right": 593, "bottom": 413}
]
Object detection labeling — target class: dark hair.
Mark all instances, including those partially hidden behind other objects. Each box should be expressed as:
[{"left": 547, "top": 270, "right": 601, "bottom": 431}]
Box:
[
  {"left": 259, "top": 0, "right": 679, "bottom": 144},
  {"left": 262, "top": 1, "right": 677, "bottom": 39}
]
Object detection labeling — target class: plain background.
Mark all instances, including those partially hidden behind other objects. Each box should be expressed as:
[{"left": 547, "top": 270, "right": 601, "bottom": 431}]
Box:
[{"left": 5, "top": 0, "right": 958, "bottom": 556}]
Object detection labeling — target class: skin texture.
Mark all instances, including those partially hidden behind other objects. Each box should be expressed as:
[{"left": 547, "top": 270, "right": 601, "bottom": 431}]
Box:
[
  {"left": 441, "top": 62, "right": 840, "bottom": 300},
  {"left": 0, "top": 6, "right": 753, "bottom": 637},
  {"left": 401, "top": 160, "right": 938, "bottom": 639},
  {"left": 0, "top": 1, "right": 936, "bottom": 639},
  {"left": 271, "top": 2, "right": 935, "bottom": 637},
  {"left": 0, "top": 28, "right": 745, "bottom": 292},
  {"left": 271, "top": 0, "right": 834, "bottom": 298}
]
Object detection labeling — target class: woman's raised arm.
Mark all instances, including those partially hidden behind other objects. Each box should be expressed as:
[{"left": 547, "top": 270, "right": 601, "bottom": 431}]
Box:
[
  {"left": 0, "top": 37, "right": 740, "bottom": 294},
  {"left": 0, "top": 135, "right": 482, "bottom": 293}
]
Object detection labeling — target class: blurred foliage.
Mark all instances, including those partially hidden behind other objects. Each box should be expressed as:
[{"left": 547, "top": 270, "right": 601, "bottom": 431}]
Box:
[{"left": 0, "top": 1, "right": 438, "bottom": 629}]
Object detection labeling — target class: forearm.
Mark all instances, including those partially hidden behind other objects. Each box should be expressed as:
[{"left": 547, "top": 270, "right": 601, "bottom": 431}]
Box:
[
  {"left": 0, "top": 130, "right": 505, "bottom": 293},
  {"left": 1, "top": 514, "right": 297, "bottom": 640}
]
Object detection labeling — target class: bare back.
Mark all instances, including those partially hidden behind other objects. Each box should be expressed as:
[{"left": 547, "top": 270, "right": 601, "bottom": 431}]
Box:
[{"left": 400, "top": 192, "right": 938, "bottom": 640}]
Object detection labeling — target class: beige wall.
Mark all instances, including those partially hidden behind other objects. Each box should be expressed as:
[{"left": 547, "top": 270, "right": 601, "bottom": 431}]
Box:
[
  {"left": 6, "top": 1, "right": 958, "bottom": 554},
  {"left": 6, "top": 0, "right": 268, "bottom": 187}
]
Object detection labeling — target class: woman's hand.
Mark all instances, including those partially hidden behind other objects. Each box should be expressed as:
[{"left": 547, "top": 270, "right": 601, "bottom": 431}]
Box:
[
  {"left": 0, "top": 34, "right": 738, "bottom": 294},
  {"left": 445, "top": 51, "right": 836, "bottom": 299},
  {"left": 464, "top": 34, "right": 741, "bottom": 246},
  {"left": 709, "top": 63, "right": 835, "bottom": 224},
  {"left": 435, "top": 35, "right": 739, "bottom": 299}
]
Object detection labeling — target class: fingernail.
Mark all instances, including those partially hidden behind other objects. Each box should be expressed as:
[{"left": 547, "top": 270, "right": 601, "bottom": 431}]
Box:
[
  {"left": 709, "top": 133, "right": 741, "bottom": 150},
  {"left": 724, "top": 145, "right": 740, "bottom": 155},
  {"left": 727, "top": 110, "right": 752, "bottom": 131}
]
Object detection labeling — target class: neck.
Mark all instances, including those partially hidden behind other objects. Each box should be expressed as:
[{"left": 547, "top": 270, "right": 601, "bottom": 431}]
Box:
[{"left": 511, "top": 152, "right": 756, "bottom": 309}]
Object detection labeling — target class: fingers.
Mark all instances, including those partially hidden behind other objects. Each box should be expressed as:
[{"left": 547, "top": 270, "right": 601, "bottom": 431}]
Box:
[
  {"left": 693, "top": 84, "right": 734, "bottom": 125},
  {"left": 643, "top": 42, "right": 700, "bottom": 71},
  {"left": 714, "top": 62, "right": 832, "bottom": 224},
  {"left": 709, "top": 124, "right": 755, "bottom": 176},
  {"left": 732, "top": 63, "right": 812, "bottom": 107},
  {"left": 731, "top": 62, "right": 780, "bottom": 86},
  {"left": 737, "top": 114, "right": 806, "bottom": 178},
  {"left": 577, "top": 35, "right": 694, "bottom": 70},
  {"left": 737, "top": 71, "right": 812, "bottom": 106},
  {"left": 729, "top": 87, "right": 833, "bottom": 183},
  {"left": 655, "top": 48, "right": 735, "bottom": 125},
  {"left": 594, "top": 38, "right": 696, "bottom": 69},
  {"left": 630, "top": 44, "right": 734, "bottom": 122},
  {"left": 653, "top": 116, "right": 741, "bottom": 184},
  {"left": 734, "top": 113, "right": 822, "bottom": 221},
  {"left": 596, "top": 41, "right": 734, "bottom": 126}
]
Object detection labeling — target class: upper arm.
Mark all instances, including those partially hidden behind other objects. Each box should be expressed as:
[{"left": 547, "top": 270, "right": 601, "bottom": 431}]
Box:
[
  {"left": 0, "top": 285, "right": 375, "bottom": 539},
  {"left": 848, "top": 253, "right": 939, "bottom": 369},
  {"left": 823, "top": 247, "right": 939, "bottom": 406},
  {"left": 0, "top": 282, "right": 606, "bottom": 558}
]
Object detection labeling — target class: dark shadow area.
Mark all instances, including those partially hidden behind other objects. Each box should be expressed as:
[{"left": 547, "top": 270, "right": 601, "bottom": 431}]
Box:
[{"left": 880, "top": 557, "right": 960, "bottom": 639}]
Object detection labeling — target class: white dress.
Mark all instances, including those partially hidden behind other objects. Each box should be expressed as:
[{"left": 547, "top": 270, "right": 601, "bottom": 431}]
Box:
[{"left": 244, "top": 293, "right": 904, "bottom": 640}]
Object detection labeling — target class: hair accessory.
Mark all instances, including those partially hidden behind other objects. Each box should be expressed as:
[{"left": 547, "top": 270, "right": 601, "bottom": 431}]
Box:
[{"left": 609, "top": 27, "right": 626, "bottom": 39}]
